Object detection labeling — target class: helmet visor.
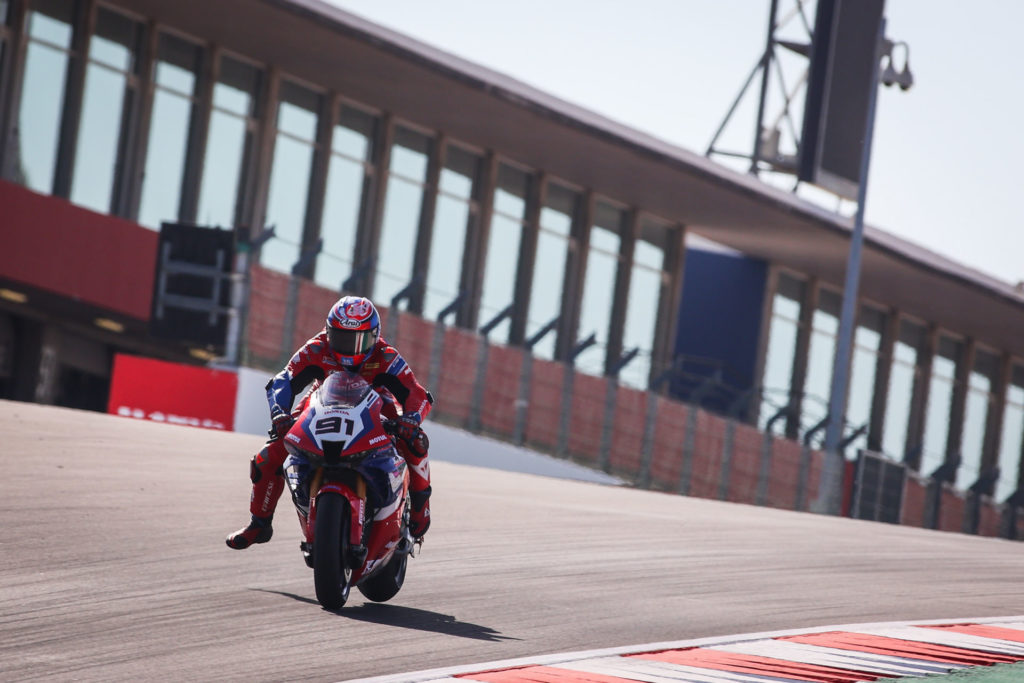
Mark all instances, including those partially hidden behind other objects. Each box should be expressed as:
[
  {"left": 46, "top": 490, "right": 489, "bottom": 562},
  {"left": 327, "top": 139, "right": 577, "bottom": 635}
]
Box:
[{"left": 327, "top": 327, "right": 375, "bottom": 357}]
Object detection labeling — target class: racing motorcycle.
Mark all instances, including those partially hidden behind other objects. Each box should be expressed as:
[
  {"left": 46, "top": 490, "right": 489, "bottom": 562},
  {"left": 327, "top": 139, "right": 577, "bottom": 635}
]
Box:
[{"left": 281, "top": 370, "right": 418, "bottom": 610}]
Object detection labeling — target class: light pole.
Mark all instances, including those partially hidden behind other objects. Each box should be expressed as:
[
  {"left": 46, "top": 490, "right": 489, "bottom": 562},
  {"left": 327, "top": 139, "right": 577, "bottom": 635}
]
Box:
[{"left": 812, "top": 19, "right": 914, "bottom": 515}]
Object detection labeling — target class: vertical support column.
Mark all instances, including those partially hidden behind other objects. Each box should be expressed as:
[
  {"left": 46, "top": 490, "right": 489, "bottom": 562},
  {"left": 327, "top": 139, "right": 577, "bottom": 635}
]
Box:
[
  {"left": 33, "top": 325, "right": 61, "bottom": 405},
  {"left": 905, "top": 325, "right": 938, "bottom": 470},
  {"left": 651, "top": 224, "right": 687, "bottom": 389},
  {"left": 51, "top": 0, "right": 94, "bottom": 198},
  {"left": 238, "top": 66, "right": 279, "bottom": 236},
  {"left": 597, "top": 377, "right": 618, "bottom": 472},
  {"left": 462, "top": 151, "right": 496, "bottom": 331},
  {"left": 178, "top": 42, "right": 218, "bottom": 224},
  {"left": 751, "top": 266, "right": 779, "bottom": 426},
  {"left": 605, "top": 208, "right": 639, "bottom": 374},
  {"left": 867, "top": 308, "right": 899, "bottom": 451},
  {"left": 120, "top": 20, "right": 159, "bottom": 222},
  {"left": 293, "top": 91, "right": 336, "bottom": 279},
  {"left": 785, "top": 277, "right": 819, "bottom": 440},
  {"left": 636, "top": 390, "right": 659, "bottom": 489},
  {"left": 467, "top": 334, "right": 488, "bottom": 432},
  {"left": 556, "top": 360, "right": 575, "bottom": 458},
  {"left": 427, "top": 318, "right": 447, "bottom": 395},
  {"left": 0, "top": 0, "right": 29, "bottom": 180},
  {"left": 983, "top": 353, "right": 1013, "bottom": 479},
  {"left": 409, "top": 133, "right": 445, "bottom": 314},
  {"left": 509, "top": 171, "right": 545, "bottom": 346},
  {"left": 513, "top": 351, "right": 532, "bottom": 446},
  {"left": 358, "top": 113, "right": 394, "bottom": 299},
  {"left": 945, "top": 338, "right": 973, "bottom": 479},
  {"left": 679, "top": 404, "right": 698, "bottom": 495},
  {"left": 557, "top": 190, "right": 593, "bottom": 362},
  {"left": 756, "top": 430, "right": 774, "bottom": 505}
]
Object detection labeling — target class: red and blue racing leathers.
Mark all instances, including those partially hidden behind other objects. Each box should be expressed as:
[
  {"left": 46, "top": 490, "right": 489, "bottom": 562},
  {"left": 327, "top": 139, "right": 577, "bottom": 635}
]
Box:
[{"left": 248, "top": 330, "right": 432, "bottom": 529}]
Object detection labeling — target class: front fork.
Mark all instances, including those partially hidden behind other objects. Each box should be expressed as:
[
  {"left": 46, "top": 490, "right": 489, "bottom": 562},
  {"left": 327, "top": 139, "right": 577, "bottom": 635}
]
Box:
[{"left": 307, "top": 469, "right": 368, "bottom": 567}]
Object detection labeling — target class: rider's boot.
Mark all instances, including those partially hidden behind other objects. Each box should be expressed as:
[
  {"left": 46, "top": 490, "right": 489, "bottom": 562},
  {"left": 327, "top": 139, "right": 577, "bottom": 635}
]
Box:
[
  {"left": 226, "top": 515, "right": 273, "bottom": 549},
  {"left": 225, "top": 446, "right": 286, "bottom": 549}
]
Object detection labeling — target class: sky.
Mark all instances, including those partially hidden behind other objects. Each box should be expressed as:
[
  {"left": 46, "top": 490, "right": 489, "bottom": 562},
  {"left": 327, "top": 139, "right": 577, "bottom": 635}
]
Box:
[{"left": 325, "top": 0, "right": 1024, "bottom": 287}]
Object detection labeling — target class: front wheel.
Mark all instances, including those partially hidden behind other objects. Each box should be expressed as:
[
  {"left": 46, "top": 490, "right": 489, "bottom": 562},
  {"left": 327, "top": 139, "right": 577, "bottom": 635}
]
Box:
[
  {"left": 357, "top": 550, "right": 407, "bottom": 603},
  {"left": 313, "top": 492, "right": 352, "bottom": 610}
]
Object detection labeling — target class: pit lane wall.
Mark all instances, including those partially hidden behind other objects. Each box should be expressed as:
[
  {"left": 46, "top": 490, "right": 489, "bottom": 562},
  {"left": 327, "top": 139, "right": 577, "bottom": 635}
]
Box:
[{"left": 104, "top": 266, "right": 1021, "bottom": 539}]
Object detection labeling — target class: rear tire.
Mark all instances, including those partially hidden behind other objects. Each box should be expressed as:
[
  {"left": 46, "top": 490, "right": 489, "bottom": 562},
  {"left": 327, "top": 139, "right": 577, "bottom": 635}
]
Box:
[
  {"left": 313, "top": 492, "right": 351, "bottom": 610},
  {"left": 357, "top": 550, "right": 407, "bottom": 603}
]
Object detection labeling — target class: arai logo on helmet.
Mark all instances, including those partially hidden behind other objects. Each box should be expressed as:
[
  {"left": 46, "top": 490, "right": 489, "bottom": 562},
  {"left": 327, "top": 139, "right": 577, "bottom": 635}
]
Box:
[{"left": 339, "top": 299, "right": 374, "bottom": 327}]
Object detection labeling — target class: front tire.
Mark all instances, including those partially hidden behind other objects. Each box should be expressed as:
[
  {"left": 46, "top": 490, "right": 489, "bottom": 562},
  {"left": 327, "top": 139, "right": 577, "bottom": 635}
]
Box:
[
  {"left": 357, "top": 550, "right": 407, "bottom": 603},
  {"left": 313, "top": 492, "right": 351, "bottom": 610}
]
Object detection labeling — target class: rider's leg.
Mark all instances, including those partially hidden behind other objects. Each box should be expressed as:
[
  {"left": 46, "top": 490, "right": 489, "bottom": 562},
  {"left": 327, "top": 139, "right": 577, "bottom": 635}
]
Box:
[
  {"left": 226, "top": 438, "right": 289, "bottom": 549},
  {"left": 395, "top": 429, "right": 431, "bottom": 537}
]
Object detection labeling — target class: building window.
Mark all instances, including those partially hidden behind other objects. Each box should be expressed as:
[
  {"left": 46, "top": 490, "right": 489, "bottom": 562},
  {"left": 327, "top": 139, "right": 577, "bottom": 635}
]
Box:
[
  {"left": 316, "top": 104, "right": 376, "bottom": 290},
  {"left": 576, "top": 201, "right": 625, "bottom": 376},
  {"left": 261, "top": 79, "right": 322, "bottom": 273},
  {"left": 196, "top": 54, "right": 262, "bottom": 228},
  {"left": 996, "top": 364, "right": 1024, "bottom": 502},
  {"left": 802, "top": 288, "right": 841, "bottom": 440},
  {"left": 845, "top": 305, "right": 886, "bottom": 456},
  {"left": 14, "top": 0, "right": 77, "bottom": 193},
  {"left": 424, "top": 144, "right": 479, "bottom": 320},
  {"left": 374, "top": 125, "right": 430, "bottom": 306},
  {"left": 137, "top": 32, "right": 202, "bottom": 229},
  {"left": 759, "top": 272, "right": 805, "bottom": 434},
  {"left": 959, "top": 348, "right": 998, "bottom": 489},
  {"left": 619, "top": 218, "right": 668, "bottom": 390},
  {"left": 920, "top": 335, "right": 963, "bottom": 478},
  {"left": 882, "top": 319, "right": 925, "bottom": 461},
  {"left": 528, "top": 182, "right": 578, "bottom": 361},
  {"left": 69, "top": 7, "right": 141, "bottom": 214},
  {"left": 479, "top": 162, "right": 530, "bottom": 342}
]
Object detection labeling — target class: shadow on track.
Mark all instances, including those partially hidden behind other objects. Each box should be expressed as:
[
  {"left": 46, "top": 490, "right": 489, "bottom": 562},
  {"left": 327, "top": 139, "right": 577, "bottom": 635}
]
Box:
[
  {"left": 251, "top": 589, "right": 517, "bottom": 641},
  {"left": 344, "top": 603, "right": 519, "bottom": 642}
]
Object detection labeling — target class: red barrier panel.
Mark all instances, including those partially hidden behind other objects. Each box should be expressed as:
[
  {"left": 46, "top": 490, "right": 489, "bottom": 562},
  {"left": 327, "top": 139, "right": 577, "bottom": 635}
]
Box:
[
  {"left": 480, "top": 343, "right": 523, "bottom": 439},
  {"left": 901, "top": 476, "right": 927, "bottom": 527},
  {"left": 939, "top": 487, "right": 966, "bottom": 533},
  {"left": 568, "top": 374, "right": 607, "bottom": 464},
  {"left": 766, "top": 438, "right": 802, "bottom": 510},
  {"left": 247, "top": 266, "right": 291, "bottom": 366},
  {"left": 526, "top": 358, "right": 564, "bottom": 452},
  {"left": 107, "top": 354, "right": 237, "bottom": 430},
  {"left": 649, "top": 398, "right": 688, "bottom": 491},
  {"left": 689, "top": 411, "right": 725, "bottom": 500},
  {"left": 0, "top": 180, "right": 158, "bottom": 320},
  {"left": 436, "top": 327, "right": 478, "bottom": 424},
  {"left": 295, "top": 279, "right": 343, "bottom": 351},
  {"left": 978, "top": 499, "right": 1002, "bottom": 537},
  {"left": 609, "top": 384, "right": 647, "bottom": 477},
  {"left": 389, "top": 310, "right": 434, "bottom": 380},
  {"left": 727, "top": 422, "right": 763, "bottom": 504}
]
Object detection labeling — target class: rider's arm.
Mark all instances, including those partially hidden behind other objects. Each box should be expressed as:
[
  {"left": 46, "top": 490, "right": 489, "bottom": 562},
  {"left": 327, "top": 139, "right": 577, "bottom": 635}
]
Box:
[
  {"left": 265, "top": 333, "right": 329, "bottom": 417},
  {"left": 371, "top": 348, "right": 432, "bottom": 423}
]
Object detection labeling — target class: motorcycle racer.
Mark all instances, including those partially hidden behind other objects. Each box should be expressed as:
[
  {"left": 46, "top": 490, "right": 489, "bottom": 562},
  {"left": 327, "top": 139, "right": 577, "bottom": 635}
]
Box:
[{"left": 226, "top": 295, "right": 433, "bottom": 550}]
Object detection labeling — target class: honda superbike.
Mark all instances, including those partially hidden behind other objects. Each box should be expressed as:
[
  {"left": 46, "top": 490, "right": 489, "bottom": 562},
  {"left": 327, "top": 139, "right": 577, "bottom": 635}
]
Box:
[{"left": 281, "top": 370, "right": 417, "bottom": 610}]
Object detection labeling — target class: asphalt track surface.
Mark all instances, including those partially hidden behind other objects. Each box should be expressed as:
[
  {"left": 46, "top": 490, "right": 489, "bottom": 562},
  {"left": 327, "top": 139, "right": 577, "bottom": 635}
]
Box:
[{"left": 4, "top": 400, "right": 1024, "bottom": 682}]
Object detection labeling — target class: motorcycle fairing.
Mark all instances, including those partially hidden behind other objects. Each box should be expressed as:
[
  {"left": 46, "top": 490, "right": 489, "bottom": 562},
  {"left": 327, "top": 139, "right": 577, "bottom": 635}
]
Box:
[{"left": 297, "top": 395, "right": 384, "bottom": 457}]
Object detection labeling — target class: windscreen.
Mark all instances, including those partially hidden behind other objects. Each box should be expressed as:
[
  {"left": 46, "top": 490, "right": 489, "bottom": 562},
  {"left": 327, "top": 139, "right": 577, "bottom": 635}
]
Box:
[{"left": 320, "top": 371, "right": 372, "bottom": 408}]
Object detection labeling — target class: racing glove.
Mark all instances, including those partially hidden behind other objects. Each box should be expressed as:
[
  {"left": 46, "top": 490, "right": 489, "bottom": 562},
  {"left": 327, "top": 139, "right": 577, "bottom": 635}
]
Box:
[
  {"left": 386, "top": 414, "right": 421, "bottom": 443},
  {"left": 269, "top": 411, "right": 295, "bottom": 439}
]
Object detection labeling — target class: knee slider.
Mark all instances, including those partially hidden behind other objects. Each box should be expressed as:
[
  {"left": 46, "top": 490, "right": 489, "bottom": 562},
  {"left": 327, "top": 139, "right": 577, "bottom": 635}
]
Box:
[
  {"left": 407, "top": 429, "right": 429, "bottom": 459},
  {"left": 249, "top": 457, "right": 262, "bottom": 483}
]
